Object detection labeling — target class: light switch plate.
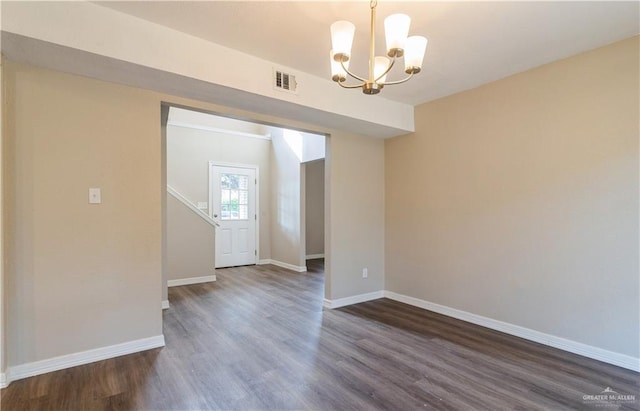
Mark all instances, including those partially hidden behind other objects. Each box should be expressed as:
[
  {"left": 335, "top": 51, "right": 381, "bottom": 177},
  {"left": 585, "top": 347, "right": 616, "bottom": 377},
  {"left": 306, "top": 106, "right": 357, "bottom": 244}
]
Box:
[{"left": 89, "top": 188, "right": 101, "bottom": 204}]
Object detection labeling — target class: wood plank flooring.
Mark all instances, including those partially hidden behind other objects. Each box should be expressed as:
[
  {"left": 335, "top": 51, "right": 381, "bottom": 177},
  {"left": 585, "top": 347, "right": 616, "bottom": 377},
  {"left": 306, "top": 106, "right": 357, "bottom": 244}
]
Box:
[{"left": 2, "top": 259, "right": 638, "bottom": 410}]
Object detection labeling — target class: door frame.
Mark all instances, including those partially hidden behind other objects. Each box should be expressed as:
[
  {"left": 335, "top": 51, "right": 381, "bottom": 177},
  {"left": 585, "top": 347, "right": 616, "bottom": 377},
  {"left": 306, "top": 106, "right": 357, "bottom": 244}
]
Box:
[{"left": 208, "top": 161, "right": 260, "bottom": 265}]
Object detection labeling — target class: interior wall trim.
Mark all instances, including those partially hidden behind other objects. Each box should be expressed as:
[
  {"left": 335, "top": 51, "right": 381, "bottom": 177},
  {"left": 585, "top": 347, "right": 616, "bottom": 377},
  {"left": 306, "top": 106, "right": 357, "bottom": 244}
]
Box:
[
  {"left": 168, "top": 121, "right": 272, "bottom": 141},
  {"left": 3, "top": 335, "right": 166, "bottom": 387},
  {"left": 167, "top": 185, "right": 218, "bottom": 228},
  {"left": 306, "top": 254, "right": 325, "bottom": 259},
  {"left": 167, "top": 275, "right": 217, "bottom": 288},
  {"left": 383, "top": 291, "right": 640, "bottom": 372},
  {"left": 323, "top": 291, "right": 385, "bottom": 309},
  {"left": 258, "top": 259, "right": 307, "bottom": 273}
]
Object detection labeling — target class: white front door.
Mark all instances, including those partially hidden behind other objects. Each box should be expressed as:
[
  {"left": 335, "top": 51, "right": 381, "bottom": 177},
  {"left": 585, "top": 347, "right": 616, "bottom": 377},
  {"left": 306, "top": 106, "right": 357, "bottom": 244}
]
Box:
[{"left": 210, "top": 164, "right": 257, "bottom": 268}]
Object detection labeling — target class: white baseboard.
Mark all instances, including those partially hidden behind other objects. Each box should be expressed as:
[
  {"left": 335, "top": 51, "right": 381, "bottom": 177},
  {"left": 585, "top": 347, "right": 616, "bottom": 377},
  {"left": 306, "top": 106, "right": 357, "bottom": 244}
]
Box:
[
  {"left": 323, "top": 291, "right": 384, "bottom": 309},
  {"left": 384, "top": 291, "right": 640, "bottom": 372},
  {"left": 167, "top": 275, "right": 216, "bottom": 287},
  {"left": 257, "top": 259, "right": 307, "bottom": 273},
  {"left": 4, "top": 335, "right": 165, "bottom": 386},
  {"left": 306, "top": 253, "right": 325, "bottom": 259},
  {"left": 161, "top": 300, "right": 170, "bottom": 309},
  {"left": 0, "top": 372, "right": 6, "bottom": 389}
]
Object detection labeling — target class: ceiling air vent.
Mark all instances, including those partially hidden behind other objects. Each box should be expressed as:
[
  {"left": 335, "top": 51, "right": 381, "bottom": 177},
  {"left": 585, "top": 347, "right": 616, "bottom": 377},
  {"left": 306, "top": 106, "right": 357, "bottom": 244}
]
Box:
[{"left": 274, "top": 69, "right": 297, "bottom": 94}]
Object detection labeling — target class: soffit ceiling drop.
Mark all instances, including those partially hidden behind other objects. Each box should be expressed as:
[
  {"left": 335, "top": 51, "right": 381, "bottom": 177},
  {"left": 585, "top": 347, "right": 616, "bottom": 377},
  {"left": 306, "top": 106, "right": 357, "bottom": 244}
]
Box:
[{"left": 96, "top": 1, "right": 639, "bottom": 106}]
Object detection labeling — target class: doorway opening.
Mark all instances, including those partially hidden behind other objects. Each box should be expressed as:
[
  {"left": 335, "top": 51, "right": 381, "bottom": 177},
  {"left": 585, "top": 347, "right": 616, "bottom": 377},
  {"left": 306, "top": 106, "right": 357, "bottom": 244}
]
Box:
[{"left": 162, "top": 104, "right": 327, "bottom": 294}]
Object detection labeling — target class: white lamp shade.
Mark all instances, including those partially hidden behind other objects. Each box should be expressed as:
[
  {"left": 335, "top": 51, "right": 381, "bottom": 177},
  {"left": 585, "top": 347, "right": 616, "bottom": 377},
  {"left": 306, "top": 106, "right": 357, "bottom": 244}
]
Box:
[
  {"left": 330, "top": 20, "right": 356, "bottom": 60},
  {"left": 384, "top": 14, "right": 410, "bottom": 54},
  {"left": 330, "top": 49, "right": 350, "bottom": 80},
  {"left": 374, "top": 56, "right": 390, "bottom": 83},
  {"left": 404, "top": 36, "right": 428, "bottom": 72}
]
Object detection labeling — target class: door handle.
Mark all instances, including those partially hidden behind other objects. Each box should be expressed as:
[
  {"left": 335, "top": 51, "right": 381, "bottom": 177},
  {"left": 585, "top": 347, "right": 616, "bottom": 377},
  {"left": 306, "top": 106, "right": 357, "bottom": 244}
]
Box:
[{"left": 213, "top": 214, "right": 218, "bottom": 218}]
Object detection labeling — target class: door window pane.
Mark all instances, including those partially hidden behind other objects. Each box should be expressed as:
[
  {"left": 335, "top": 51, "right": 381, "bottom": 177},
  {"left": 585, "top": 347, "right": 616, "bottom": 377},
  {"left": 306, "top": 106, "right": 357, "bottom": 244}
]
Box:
[
  {"left": 239, "top": 205, "right": 248, "bottom": 219},
  {"left": 220, "top": 173, "right": 250, "bottom": 220},
  {"left": 238, "top": 176, "right": 248, "bottom": 190}
]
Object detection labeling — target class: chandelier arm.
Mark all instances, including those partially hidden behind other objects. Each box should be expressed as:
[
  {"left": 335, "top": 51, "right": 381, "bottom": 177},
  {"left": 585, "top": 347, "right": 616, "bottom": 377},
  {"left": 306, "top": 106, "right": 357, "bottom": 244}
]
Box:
[
  {"left": 379, "top": 71, "right": 415, "bottom": 86},
  {"left": 340, "top": 60, "right": 368, "bottom": 83},
  {"left": 374, "top": 57, "right": 396, "bottom": 83},
  {"left": 337, "top": 80, "right": 367, "bottom": 89}
]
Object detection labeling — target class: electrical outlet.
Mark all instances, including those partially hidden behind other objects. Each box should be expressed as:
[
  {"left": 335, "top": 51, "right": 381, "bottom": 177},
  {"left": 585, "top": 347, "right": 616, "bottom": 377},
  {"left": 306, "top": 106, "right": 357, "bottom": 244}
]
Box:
[
  {"left": 362, "top": 268, "right": 368, "bottom": 279},
  {"left": 89, "top": 188, "right": 101, "bottom": 204}
]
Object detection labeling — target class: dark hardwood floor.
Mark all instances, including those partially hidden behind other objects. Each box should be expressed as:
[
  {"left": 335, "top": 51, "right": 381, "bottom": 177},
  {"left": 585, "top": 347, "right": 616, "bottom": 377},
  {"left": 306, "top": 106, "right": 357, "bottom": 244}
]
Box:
[{"left": 2, "top": 259, "right": 638, "bottom": 410}]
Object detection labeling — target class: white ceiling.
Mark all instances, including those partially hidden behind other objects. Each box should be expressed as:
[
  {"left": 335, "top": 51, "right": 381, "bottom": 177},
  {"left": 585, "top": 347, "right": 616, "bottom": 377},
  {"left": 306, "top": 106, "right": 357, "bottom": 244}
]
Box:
[{"left": 95, "top": 1, "right": 639, "bottom": 106}]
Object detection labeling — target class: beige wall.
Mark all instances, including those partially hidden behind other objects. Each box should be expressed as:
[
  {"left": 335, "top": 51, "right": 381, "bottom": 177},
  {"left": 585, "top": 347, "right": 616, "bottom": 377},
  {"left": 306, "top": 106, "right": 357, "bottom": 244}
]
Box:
[
  {"left": 3, "top": 60, "right": 163, "bottom": 365},
  {"left": 0, "top": 56, "right": 5, "bottom": 377},
  {"left": 167, "top": 125, "right": 271, "bottom": 261},
  {"left": 330, "top": 132, "right": 385, "bottom": 299},
  {"left": 166, "top": 193, "right": 215, "bottom": 281},
  {"left": 305, "top": 160, "right": 325, "bottom": 257},
  {"left": 270, "top": 133, "right": 304, "bottom": 268},
  {"left": 2, "top": 59, "right": 387, "bottom": 369},
  {"left": 385, "top": 37, "right": 639, "bottom": 357},
  {"left": 160, "top": 105, "right": 169, "bottom": 303}
]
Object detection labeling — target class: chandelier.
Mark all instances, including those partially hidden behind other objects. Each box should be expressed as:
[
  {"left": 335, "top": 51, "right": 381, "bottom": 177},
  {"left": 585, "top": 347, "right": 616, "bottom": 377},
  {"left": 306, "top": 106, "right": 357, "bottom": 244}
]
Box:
[{"left": 329, "top": 0, "right": 428, "bottom": 95}]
